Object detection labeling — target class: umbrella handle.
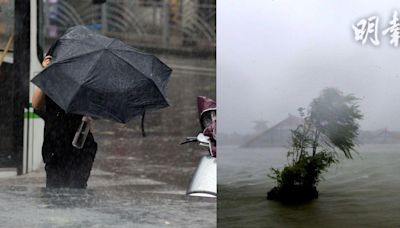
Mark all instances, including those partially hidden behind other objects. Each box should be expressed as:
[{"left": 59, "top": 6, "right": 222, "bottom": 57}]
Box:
[
  {"left": 72, "top": 117, "right": 90, "bottom": 149},
  {"left": 82, "top": 116, "right": 93, "bottom": 128}
]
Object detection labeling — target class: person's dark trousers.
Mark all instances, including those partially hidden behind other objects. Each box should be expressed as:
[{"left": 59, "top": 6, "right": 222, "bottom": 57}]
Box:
[{"left": 45, "top": 142, "right": 97, "bottom": 189}]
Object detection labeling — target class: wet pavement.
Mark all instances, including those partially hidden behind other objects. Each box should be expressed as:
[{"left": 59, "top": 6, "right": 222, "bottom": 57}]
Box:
[{"left": 0, "top": 55, "right": 216, "bottom": 227}]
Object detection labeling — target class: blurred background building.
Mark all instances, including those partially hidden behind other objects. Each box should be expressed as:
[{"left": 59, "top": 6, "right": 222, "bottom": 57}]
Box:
[{"left": 39, "top": 0, "right": 215, "bottom": 55}]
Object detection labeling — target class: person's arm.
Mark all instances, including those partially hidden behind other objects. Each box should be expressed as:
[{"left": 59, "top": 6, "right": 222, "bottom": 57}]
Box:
[
  {"left": 32, "top": 55, "right": 52, "bottom": 109},
  {"left": 32, "top": 86, "right": 45, "bottom": 109}
]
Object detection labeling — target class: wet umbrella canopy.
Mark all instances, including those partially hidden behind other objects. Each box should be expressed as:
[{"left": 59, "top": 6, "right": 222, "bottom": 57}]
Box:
[{"left": 32, "top": 26, "right": 172, "bottom": 123}]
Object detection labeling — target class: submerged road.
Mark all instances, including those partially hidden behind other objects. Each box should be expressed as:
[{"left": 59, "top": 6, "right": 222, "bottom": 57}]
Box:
[{"left": 0, "top": 56, "right": 216, "bottom": 227}]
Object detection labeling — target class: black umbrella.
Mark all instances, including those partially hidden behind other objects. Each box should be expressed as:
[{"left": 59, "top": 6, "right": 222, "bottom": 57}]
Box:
[{"left": 32, "top": 26, "right": 172, "bottom": 124}]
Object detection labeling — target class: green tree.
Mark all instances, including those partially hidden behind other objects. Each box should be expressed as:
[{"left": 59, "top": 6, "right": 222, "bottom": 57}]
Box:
[{"left": 267, "top": 88, "right": 363, "bottom": 201}]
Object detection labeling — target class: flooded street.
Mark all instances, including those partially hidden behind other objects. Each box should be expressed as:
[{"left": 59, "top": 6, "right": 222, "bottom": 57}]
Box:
[
  {"left": 219, "top": 144, "right": 400, "bottom": 228},
  {"left": 0, "top": 56, "right": 216, "bottom": 227},
  {"left": 0, "top": 183, "right": 214, "bottom": 227}
]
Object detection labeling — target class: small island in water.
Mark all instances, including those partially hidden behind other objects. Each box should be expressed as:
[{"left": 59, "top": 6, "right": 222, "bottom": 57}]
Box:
[{"left": 265, "top": 88, "right": 363, "bottom": 202}]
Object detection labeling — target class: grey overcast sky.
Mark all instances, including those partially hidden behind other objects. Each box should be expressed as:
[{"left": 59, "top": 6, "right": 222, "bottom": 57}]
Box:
[{"left": 218, "top": 0, "right": 400, "bottom": 134}]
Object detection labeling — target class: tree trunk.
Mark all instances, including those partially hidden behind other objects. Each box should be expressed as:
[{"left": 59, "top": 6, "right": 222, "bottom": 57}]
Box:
[{"left": 312, "top": 129, "right": 319, "bottom": 156}]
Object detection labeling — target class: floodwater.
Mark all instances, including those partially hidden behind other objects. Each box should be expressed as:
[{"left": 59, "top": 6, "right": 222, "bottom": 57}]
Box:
[
  {"left": 218, "top": 144, "right": 400, "bottom": 228},
  {"left": 0, "top": 184, "right": 214, "bottom": 227},
  {"left": 0, "top": 120, "right": 216, "bottom": 227}
]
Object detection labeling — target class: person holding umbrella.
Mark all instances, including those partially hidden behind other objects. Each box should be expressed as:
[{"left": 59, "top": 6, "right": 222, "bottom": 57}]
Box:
[
  {"left": 32, "top": 47, "right": 98, "bottom": 189},
  {"left": 32, "top": 26, "right": 171, "bottom": 188}
]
